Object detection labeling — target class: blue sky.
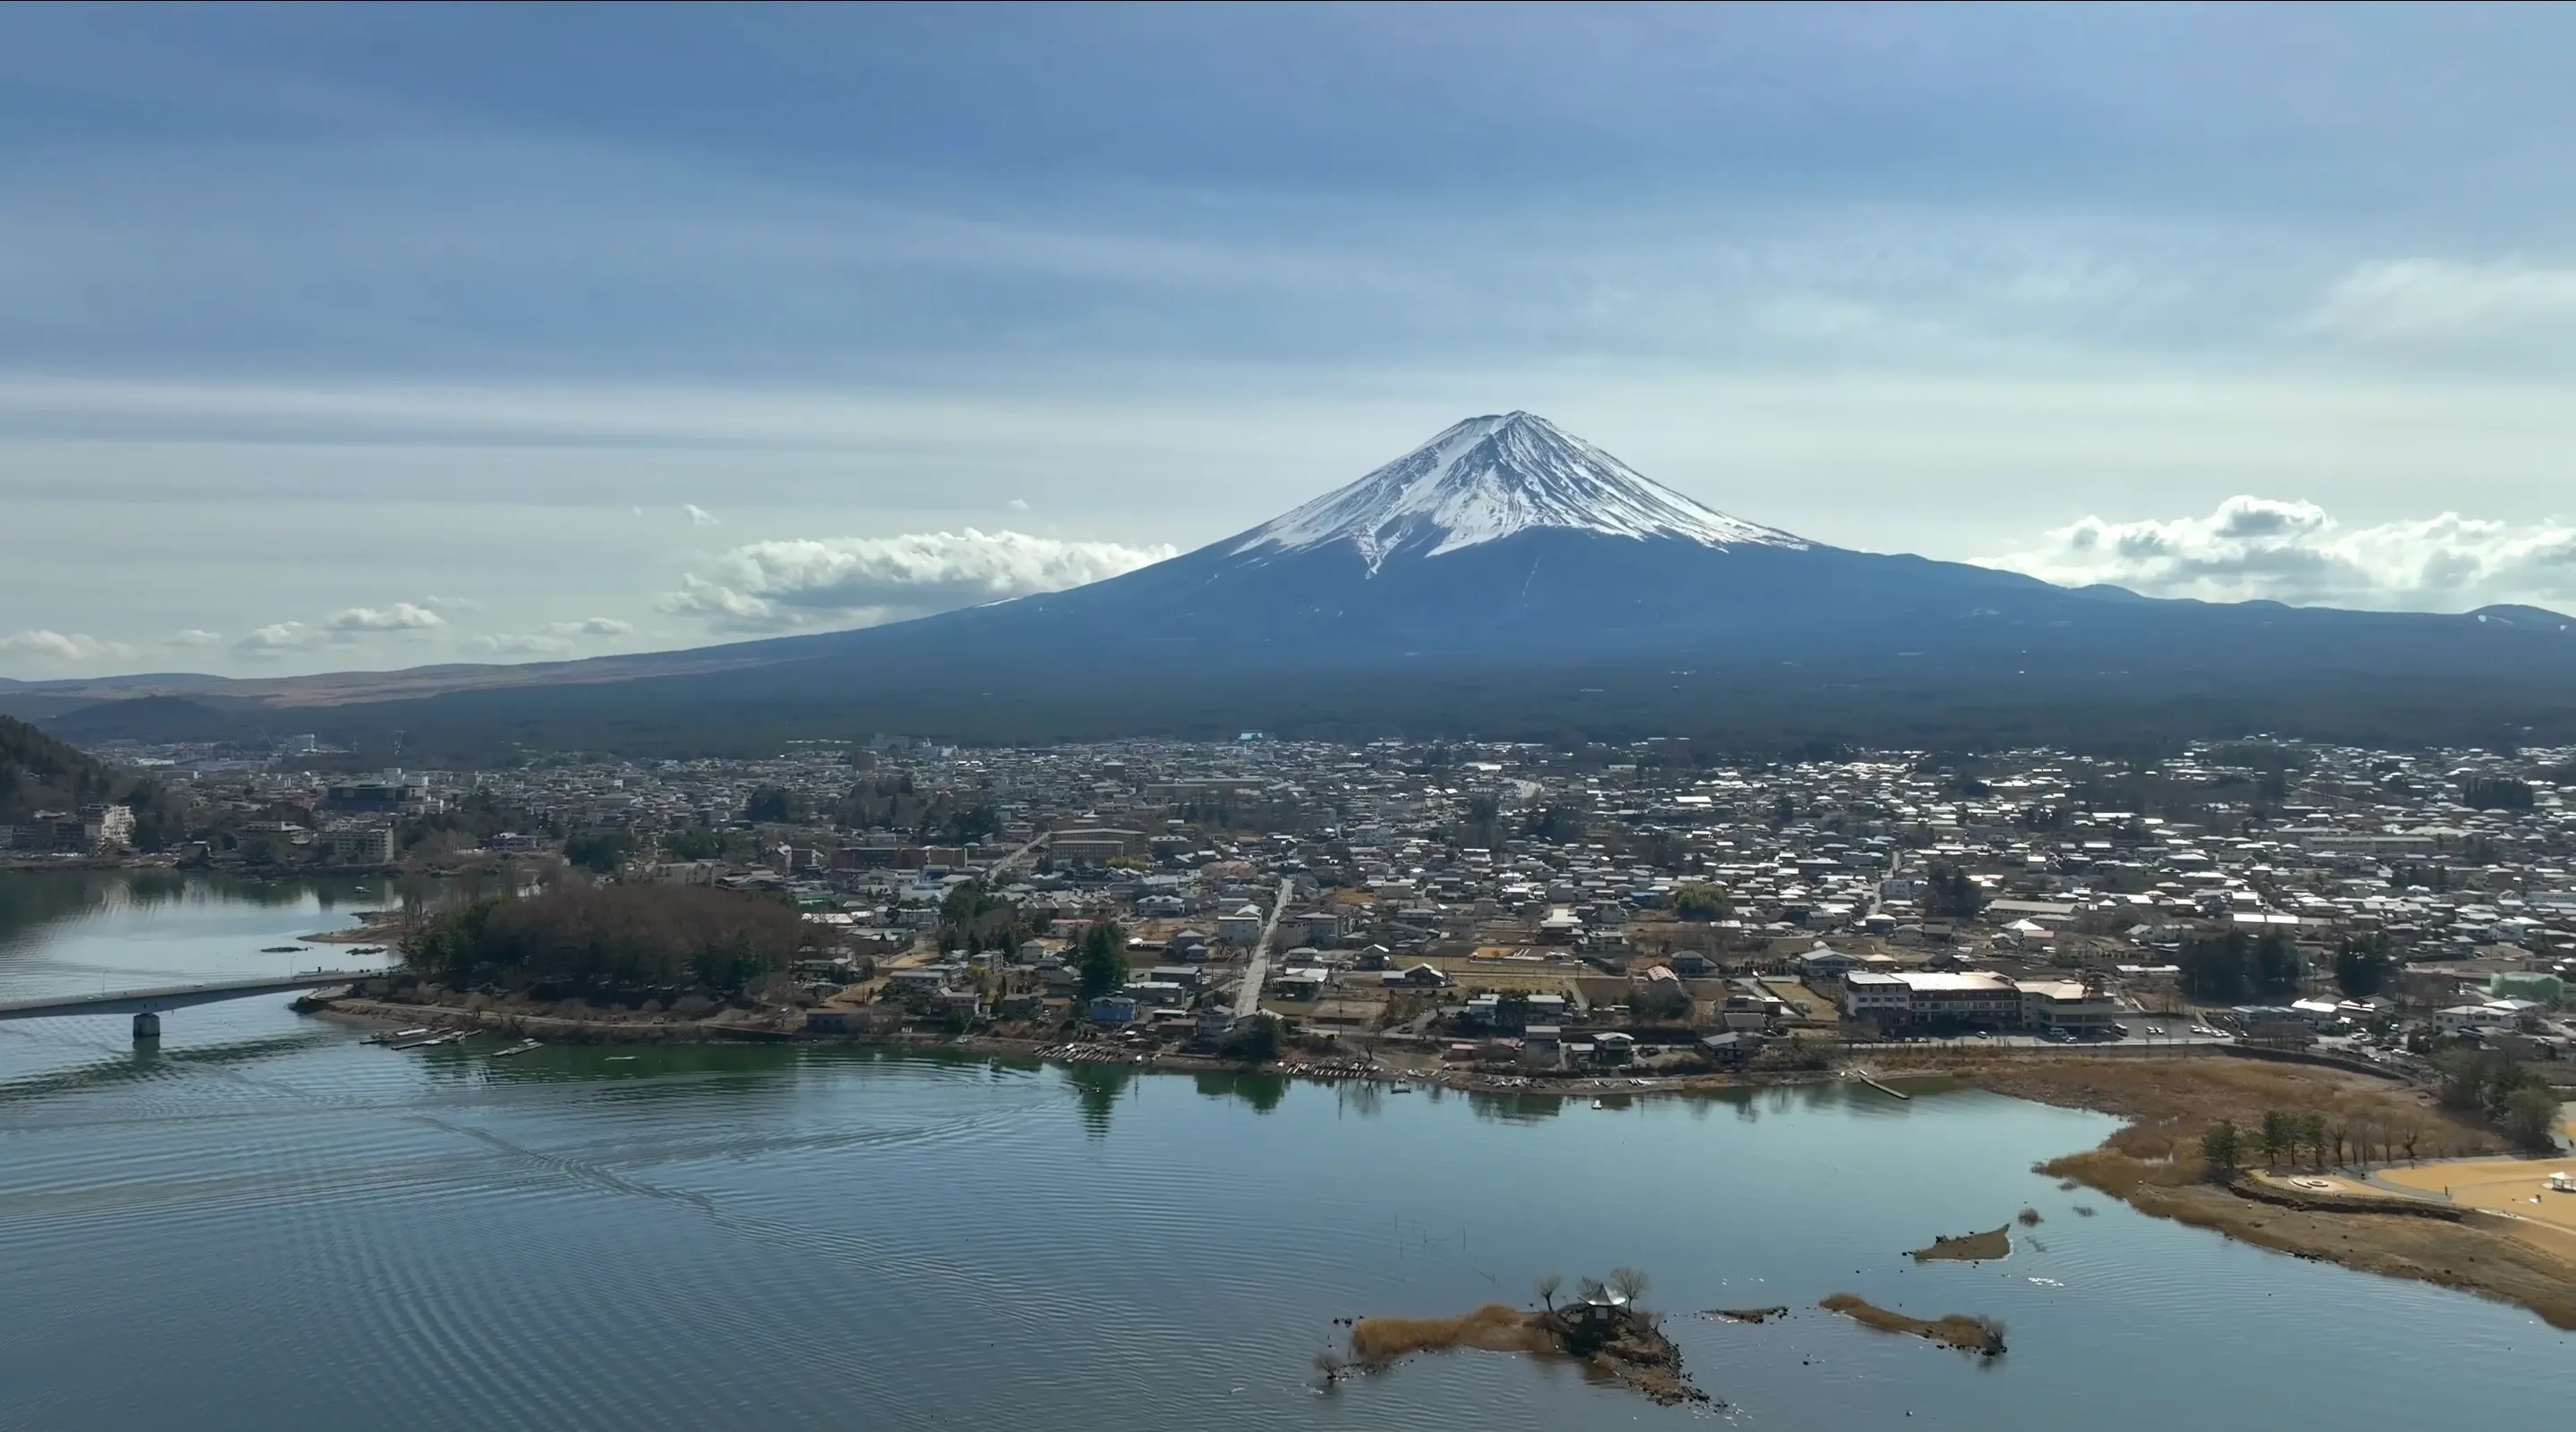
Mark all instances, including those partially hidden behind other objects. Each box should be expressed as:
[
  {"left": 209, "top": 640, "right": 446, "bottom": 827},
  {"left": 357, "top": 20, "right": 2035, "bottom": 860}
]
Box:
[{"left": 6, "top": 3, "right": 2576, "bottom": 675}]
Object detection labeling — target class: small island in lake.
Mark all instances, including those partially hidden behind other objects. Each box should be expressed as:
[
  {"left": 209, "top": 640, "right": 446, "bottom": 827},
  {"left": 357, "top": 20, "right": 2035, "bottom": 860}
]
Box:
[
  {"left": 1909, "top": 1224, "right": 2012, "bottom": 1261},
  {"left": 1343, "top": 1269, "right": 1708, "bottom": 1406},
  {"left": 1819, "top": 1293, "right": 2008, "bottom": 1356}
]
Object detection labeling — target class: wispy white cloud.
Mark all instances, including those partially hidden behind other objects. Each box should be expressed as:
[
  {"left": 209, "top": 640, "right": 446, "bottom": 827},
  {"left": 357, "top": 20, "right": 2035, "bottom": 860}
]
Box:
[
  {"left": 462, "top": 632, "right": 574, "bottom": 657},
  {"left": 1981, "top": 496, "right": 2576, "bottom": 612},
  {"left": 459, "top": 616, "right": 635, "bottom": 658},
  {"left": 165, "top": 629, "right": 224, "bottom": 648},
  {"left": 325, "top": 602, "right": 445, "bottom": 632},
  {"left": 684, "top": 503, "right": 720, "bottom": 527},
  {"left": 231, "top": 600, "right": 446, "bottom": 657},
  {"left": 234, "top": 622, "right": 321, "bottom": 656},
  {"left": 1, "top": 629, "right": 136, "bottom": 663},
  {"left": 2303, "top": 259, "right": 2576, "bottom": 343},
  {"left": 658, "top": 576, "right": 784, "bottom": 629},
  {"left": 663, "top": 528, "right": 1175, "bottom": 632}
]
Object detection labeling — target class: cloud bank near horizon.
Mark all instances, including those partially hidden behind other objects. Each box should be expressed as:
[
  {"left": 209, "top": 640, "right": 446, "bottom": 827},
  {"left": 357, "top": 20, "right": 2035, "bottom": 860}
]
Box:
[
  {"left": 1981, "top": 496, "right": 2576, "bottom": 614},
  {"left": 663, "top": 529, "right": 1178, "bottom": 633}
]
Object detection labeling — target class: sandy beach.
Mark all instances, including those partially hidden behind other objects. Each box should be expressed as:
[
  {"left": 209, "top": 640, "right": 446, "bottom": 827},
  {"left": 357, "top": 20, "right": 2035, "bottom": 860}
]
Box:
[{"left": 2371, "top": 1158, "right": 2576, "bottom": 1258}]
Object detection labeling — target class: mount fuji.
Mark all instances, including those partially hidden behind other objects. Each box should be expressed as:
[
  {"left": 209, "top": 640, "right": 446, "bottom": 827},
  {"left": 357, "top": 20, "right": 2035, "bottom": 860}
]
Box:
[
  {"left": 23, "top": 411, "right": 2576, "bottom": 750},
  {"left": 1228, "top": 411, "right": 1805, "bottom": 569},
  {"left": 929, "top": 408, "right": 2070, "bottom": 658}
]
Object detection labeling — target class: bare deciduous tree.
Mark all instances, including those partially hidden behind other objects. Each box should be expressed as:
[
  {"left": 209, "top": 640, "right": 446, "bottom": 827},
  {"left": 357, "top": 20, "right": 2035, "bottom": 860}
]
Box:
[
  {"left": 1534, "top": 1273, "right": 1562, "bottom": 1312},
  {"left": 1606, "top": 1267, "right": 1650, "bottom": 1307}
]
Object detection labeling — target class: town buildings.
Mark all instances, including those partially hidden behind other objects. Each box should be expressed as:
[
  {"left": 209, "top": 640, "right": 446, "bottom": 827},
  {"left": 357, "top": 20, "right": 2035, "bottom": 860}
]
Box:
[{"left": 44, "top": 731, "right": 2576, "bottom": 1068}]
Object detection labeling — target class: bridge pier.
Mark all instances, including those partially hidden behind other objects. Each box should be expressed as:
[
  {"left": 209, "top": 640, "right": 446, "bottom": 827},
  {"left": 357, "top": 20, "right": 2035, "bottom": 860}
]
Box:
[{"left": 132, "top": 1011, "right": 161, "bottom": 1042}]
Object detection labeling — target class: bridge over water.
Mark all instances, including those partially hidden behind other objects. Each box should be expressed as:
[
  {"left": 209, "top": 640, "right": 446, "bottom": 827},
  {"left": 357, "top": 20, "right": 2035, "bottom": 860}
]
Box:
[{"left": 0, "top": 972, "right": 375, "bottom": 1040}]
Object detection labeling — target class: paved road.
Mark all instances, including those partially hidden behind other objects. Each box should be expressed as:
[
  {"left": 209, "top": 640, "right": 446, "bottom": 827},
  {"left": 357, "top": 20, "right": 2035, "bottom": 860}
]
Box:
[
  {"left": 987, "top": 830, "right": 1052, "bottom": 877},
  {"left": 1233, "top": 877, "right": 1295, "bottom": 1019}
]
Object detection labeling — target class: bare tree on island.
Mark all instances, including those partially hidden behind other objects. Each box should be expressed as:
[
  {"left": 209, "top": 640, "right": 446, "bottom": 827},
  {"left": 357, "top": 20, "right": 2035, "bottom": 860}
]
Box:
[
  {"left": 1534, "top": 1273, "right": 1562, "bottom": 1311},
  {"left": 1606, "top": 1267, "right": 1650, "bottom": 1308}
]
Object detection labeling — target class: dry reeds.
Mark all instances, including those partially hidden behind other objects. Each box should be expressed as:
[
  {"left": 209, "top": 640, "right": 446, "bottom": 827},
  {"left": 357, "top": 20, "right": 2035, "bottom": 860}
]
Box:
[
  {"left": 1348, "top": 1305, "right": 1549, "bottom": 1364},
  {"left": 1819, "top": 1293, "right": 2006, "bottom": 1354}
]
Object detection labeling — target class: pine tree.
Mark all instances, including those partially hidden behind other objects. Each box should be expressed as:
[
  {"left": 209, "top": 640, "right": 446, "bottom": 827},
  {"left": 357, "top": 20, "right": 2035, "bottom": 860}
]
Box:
[{"left": 1077, "top": 920, "right": 1128, "bottom": 999}]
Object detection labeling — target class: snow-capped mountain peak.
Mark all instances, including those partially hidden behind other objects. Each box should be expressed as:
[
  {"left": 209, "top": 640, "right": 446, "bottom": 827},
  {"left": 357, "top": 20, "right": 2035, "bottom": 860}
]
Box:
[{"left": 1231, "top": 411, "right": 1806, "bottom": 571}]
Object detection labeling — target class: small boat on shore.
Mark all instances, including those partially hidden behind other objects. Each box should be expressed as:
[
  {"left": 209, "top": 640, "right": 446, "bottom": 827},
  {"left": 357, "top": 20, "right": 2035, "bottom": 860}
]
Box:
[{"left": 367, "top": 1027, "right": 432, "bottom": 1046}]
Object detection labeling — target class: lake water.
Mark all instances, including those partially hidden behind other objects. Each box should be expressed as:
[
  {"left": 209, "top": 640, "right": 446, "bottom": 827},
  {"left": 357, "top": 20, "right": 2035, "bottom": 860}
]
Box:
[{"left": 2, "top": 872, "right": 2569, "bottom": 1431}]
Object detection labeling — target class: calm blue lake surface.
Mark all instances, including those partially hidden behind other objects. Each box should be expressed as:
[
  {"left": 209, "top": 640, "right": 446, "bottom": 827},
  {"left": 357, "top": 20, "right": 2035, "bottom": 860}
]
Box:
[{"left": 2, "top": 872, "right": 2568, "bottom": 1431}]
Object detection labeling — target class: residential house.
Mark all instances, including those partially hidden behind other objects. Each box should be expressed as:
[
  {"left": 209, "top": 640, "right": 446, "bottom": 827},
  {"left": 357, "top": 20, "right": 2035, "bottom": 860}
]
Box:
[
  {"left": 1088, "top": 995, "right": 1140, "bottom": 1025},
  {"left": 1217, "top": 904, "right": 1266, "bottom": 943}
]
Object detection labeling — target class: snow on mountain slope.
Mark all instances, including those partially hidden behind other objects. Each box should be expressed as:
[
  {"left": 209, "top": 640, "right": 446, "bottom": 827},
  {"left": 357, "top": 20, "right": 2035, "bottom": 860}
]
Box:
[{"left": 1229, "top": 411, "right": 1807, "bottom": 572}]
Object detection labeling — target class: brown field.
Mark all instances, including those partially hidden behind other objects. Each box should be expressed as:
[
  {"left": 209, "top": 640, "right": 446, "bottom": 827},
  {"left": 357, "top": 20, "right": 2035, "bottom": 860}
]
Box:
[
  {"left": 1574, "top": 975, "right": 1631, "bottom": 1006},
  {"left": 1758, "top": 979, "right": 1836, "bottom": 1021},
  {"left": 1416, "top": 952, "right": 1587, "bottom": 996},
  {"left": 1440, "top": 971, "right": 1584, "bottom": 996},
  {"left": 1918, "top": 1053, "right": 2504, "bottom": 1172}
]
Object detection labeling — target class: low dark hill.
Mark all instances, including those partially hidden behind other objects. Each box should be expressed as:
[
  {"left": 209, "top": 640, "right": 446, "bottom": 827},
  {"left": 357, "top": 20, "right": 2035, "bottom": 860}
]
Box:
[
  {"left": 0, "top": 690, "right": 111, "bottom": 722},
  {"left": 0, "top": 714, "right": 123, "bottom": 818},
  {"left": 0, "top": 714, "right": 183, "bottom": 843},
  {"left": 32, "top": 532, "right": 2576, "bottom": 758},
  {"left": 239, "top": 595, "right": 2576, "bottom": 760},
  {"left": 41, "top": 696, "right": 266, "bottom": 745}
]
